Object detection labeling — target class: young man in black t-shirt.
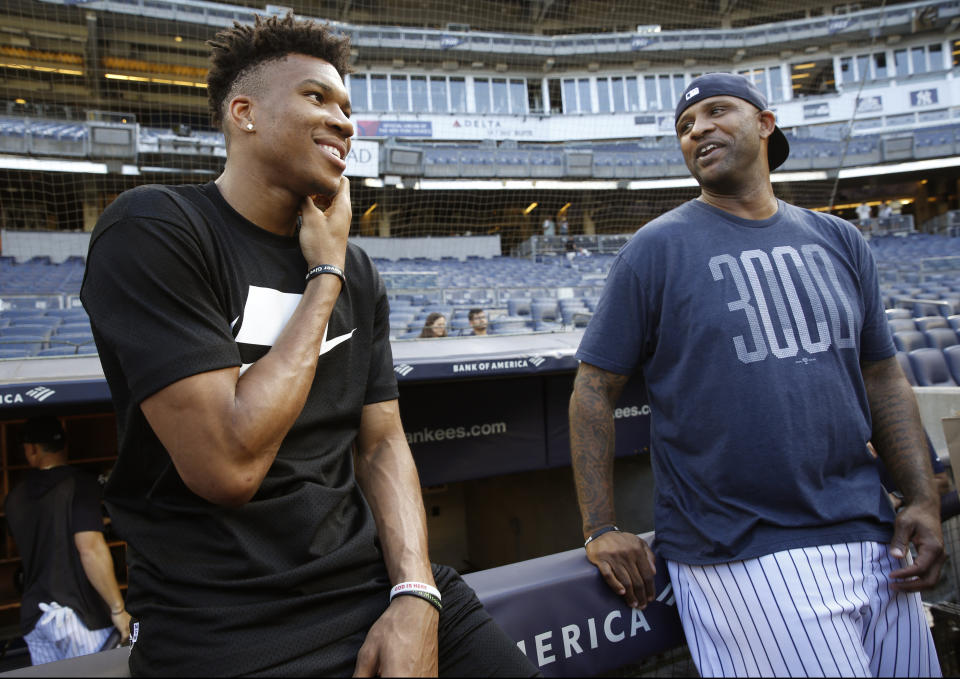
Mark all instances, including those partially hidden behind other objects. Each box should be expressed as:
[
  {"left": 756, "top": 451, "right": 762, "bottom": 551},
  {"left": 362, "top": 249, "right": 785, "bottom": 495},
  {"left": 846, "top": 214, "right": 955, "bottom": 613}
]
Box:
[
  {"left": 5, "top": 417, "right": 130, "bottom": 665},
  {"left": 81, "top": 13, "right": 536, "bottom": 677}
]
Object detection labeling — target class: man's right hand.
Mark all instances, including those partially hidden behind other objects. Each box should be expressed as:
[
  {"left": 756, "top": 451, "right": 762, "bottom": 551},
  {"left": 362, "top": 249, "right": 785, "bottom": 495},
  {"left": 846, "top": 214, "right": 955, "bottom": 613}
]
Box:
[
  {"left": 299, "top": 175, "right": 352, "bottom": 271},
  {"left": 585, "top": 531, "right": 657, "bottom": 609},
  {"left": 112, "top": 609, "right": 132, "bottom": 643}
]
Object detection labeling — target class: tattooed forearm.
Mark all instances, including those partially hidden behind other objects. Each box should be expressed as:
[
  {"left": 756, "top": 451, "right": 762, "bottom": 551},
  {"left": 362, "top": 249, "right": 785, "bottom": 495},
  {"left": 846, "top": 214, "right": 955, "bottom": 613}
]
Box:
[
  {"left": 862, "top": 356, "right": 938, "bottom": 507},
  {"left": 569, "top": 362, "right": 630, "bottom": 538}
]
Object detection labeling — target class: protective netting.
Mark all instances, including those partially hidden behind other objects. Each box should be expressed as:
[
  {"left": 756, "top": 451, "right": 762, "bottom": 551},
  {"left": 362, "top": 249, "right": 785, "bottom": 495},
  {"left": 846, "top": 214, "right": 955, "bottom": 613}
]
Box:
[{"left": 0, "top": 0, "right": 952, "bottom": 260}]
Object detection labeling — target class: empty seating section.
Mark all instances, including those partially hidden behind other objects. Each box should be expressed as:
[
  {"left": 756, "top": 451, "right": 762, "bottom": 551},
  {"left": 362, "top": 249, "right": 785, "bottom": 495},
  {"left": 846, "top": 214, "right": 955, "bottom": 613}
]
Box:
[
  {"left": 0, "top": 304, "right": 93, "bottom": 357},
  {"left": 0, "top": 258, "right": 92, "bottom": 357},
  {"left": 8, "top": 231, "right": 960, "bottom": 365}
]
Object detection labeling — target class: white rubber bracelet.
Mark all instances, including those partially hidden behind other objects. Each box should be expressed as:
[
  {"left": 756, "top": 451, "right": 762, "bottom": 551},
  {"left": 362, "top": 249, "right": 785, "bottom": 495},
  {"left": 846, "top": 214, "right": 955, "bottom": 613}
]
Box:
[{"left": 390, "top": 581, "right": 442, "bottom": 602}]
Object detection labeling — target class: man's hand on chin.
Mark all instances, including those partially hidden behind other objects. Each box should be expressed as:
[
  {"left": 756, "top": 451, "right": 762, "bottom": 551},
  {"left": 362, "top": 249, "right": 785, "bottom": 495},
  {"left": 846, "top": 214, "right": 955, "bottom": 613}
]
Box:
[{"left": 352, "top": 594, "right": 440, "bottom": 677}]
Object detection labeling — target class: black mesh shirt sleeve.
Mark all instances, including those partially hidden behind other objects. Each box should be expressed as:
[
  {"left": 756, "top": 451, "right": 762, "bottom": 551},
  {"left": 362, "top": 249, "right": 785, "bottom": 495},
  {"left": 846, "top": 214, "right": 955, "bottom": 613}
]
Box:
[
  {"left": 81, "top": 192, "right": 241, "bottom": 404},
  {"left": 363, "top": 265, "right": 399, "bottom": 405}
]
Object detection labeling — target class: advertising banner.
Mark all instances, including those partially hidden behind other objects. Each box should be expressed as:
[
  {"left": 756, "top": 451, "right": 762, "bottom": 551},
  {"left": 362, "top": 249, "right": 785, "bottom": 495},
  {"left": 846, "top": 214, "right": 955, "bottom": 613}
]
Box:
[
  {"left": 545, "top": 374, "right": 651, "bottom": 467},
  {"left": 398, "top": 376, "right": 547, "bottom": 486},
  {"left": 344, "top": 139, "right": 379, "bottom": 177},
  {"left": 463, "top": 538, "right": 684, "bottom": 677}
]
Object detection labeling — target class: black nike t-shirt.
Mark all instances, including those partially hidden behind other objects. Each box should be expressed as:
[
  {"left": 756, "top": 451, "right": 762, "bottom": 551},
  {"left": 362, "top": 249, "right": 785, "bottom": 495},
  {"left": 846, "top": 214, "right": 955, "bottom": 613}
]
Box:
[{"left": 81, "top": 182, "right": 399, "bottom": 675}]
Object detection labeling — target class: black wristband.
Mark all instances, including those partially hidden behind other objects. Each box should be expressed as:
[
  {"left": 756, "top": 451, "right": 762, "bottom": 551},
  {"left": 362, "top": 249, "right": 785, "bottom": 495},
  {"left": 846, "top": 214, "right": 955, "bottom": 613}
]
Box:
[
  {"left": 305, "top": 264, "right": 345, "bottom": 285},
  {"left": 584, "top": 525, "right": 620, "bottom": 547},
  {"left": 391, "top": 589, "right": 443, "bottom": 613}
]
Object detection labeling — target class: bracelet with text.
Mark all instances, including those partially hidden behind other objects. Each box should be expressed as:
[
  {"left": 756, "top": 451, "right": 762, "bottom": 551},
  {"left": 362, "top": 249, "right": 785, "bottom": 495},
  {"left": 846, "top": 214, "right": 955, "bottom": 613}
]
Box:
[
  {"left": 391, "top": 590, "right": 442, "bottom": 613},
  {"left": 584, "top": 525, "right": 621, "bottom": 547},
  {"left": 305, "top": 264, "right": 345, "bottom": 285},
  {"left": 390, "top": 581, "right": 442, "bottom": 602}
]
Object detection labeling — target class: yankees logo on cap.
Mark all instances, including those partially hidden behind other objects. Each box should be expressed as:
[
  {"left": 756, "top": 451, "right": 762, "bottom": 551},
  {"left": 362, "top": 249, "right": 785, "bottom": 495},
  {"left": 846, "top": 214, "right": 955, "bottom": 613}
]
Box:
[{"left": 674, "top": 72, "right": 790, "bottom": 171}]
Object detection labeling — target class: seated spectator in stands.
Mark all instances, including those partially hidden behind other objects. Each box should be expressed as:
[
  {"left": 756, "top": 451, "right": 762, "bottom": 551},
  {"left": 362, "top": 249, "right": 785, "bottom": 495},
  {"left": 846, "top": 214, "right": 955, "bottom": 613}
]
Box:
[
  {"left": 465, "top": 309, "right": 488, "bottom": 336},
  {"left": 419, "top": 312, "right": 448, "bottom": 338}
]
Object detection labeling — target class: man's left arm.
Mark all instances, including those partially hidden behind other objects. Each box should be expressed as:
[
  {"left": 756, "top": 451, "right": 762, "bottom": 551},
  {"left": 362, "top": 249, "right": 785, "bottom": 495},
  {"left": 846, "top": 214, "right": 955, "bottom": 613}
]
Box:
[
  {"left": 352, "top": 399, "right": 438, "bottom": 677},
  {"left": 862, "top": 355, "right": 945, "bottom": 590}
]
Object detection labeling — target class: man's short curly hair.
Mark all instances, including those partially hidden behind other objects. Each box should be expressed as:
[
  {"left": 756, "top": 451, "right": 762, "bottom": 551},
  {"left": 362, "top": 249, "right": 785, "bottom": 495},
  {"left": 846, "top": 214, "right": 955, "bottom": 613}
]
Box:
[{"left": 206, "top": 13, "right": 352, "bottom": 128}]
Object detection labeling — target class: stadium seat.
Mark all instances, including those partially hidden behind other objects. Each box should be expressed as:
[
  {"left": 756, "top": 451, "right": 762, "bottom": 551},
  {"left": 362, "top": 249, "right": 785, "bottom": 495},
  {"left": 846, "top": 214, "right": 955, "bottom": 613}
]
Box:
[
  {"left": 0, "top": 348, "right": 31, "bottom": 359},
  {"left": 895, "top": 351, "right": 918, "bottom": 386},
  {"left": 507, "top": 300, "right": 531, "bottom": 317},
  {"left": 490, "top": 317, "right": 528, "bottom": 334},
  {"left": 36, "top": 346, "right": 78, "bottom": 357},
  {"left": 0, "top": 340, "right": 44, "bottom": 356},
  {"left": 923, "top": 327, "right": 958, "bottom": 350},
  {"left": 907, "top": 348, "right": 957, "bottom": 387},
  {"left": 914, "top": 316, "right": 948, "bottom": 332},
  {"left": 530, "top": 301, "right": 558, "bottom": 323},
  {"left": 943, "top": 346, "right": 960, "bottom": 385},
  {"left": 1, "top": 325, "right": 53, "bottom": 337},
  {"left": 913, "top": 301, "right": 946, "bottom": 318},
  {"left": 948, "top": 315, "right": 960, "bottom": 332},
  {"left": 884, "top": 308, "right": 912, "bottom": 320},
  {"left": 76, "top": 343, "right": 99, "bottom": 355},
  {"left": 892, "top": 330, "right": 926, "bottom": 353},
  {"left": 887, "top": 319, "right": 916, "bottom": 334}
]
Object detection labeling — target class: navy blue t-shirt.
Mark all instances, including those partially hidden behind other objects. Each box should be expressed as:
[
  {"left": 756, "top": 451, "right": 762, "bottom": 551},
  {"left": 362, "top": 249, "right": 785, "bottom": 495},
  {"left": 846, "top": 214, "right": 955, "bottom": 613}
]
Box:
[{"left": 577, "top": 199, "right": 897, "bottom": 565}]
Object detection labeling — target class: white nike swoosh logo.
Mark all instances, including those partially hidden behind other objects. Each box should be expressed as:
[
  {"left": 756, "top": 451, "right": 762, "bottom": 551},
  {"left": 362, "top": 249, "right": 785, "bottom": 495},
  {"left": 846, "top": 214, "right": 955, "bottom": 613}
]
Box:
[
  {"left": 319, "top": 324, "right": 356, "bottom": 356},
  {"left": 234, "top": 285, "right": 356, "bottom": 372}
]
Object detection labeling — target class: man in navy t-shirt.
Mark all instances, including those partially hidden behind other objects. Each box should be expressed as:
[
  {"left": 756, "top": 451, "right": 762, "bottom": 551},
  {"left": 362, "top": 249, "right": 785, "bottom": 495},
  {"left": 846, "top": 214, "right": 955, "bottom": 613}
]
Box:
[{"left": 569, "top": 73, "right": 944, "bottom": 677}]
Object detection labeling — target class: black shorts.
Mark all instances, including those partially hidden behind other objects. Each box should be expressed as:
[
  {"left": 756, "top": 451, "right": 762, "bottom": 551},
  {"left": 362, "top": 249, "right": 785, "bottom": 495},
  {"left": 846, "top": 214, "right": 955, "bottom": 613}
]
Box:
[{"left": 249, "top": 564, "right": 540, "bottom": 677}]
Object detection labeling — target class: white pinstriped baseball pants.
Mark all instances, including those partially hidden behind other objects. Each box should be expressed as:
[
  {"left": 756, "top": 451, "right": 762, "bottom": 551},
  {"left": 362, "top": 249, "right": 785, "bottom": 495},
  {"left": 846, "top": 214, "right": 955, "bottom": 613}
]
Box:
[
  {"left": 667, "top": 541, "right": 941, "bottom": 678},
  {"left": 23, "top": 602, "right": 113, "bottom": 666}
]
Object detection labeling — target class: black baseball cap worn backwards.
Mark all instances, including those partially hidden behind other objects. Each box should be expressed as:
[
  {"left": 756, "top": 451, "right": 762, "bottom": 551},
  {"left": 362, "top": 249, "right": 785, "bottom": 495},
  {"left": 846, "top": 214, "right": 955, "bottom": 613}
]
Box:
[{"left": 674, "top": 72, "right": 790, "bottom": 171}]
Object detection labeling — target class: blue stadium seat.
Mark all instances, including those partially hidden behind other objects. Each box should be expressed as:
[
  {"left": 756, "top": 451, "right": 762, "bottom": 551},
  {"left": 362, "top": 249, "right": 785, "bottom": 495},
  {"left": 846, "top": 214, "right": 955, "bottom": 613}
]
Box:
[
  {"left": 908, "top": 348, "right": 957, "bottom": 387},
  {"left": 915, "top": 316, "right": 948, "bottom": 332},
  {"left": 913, "top": 301, "right": 945, "bottom": 318},
  {"left": 943, "top": 346, "right": 960, "bottom": 385},
  {"left": 948, "top": 315, "right": 960, "bottom": 332},
  {"left": 36, "top": 346, "right": 78, "bottom": 357},
  {"left": 887, "top": 319, "right": 916, "bottom": 334},
  {"left": 895, "top": 351, "right": 917, "bottom": 386},
  {"left": 530, "top": 301, "right": 558, "bottom": 323},
  {"left": 1, "top": 327, "right": 52, "bottom": 339},
  {"left": 507, "top": 300, "right": 531, "bottom": 317},
  {"left": 490, "top": 317, "right": 528, "bottom": 334},
  {"left": 0, "top": 340, "right": 44, "bottom": 356},
  {"left": 76, "top": 343, "right": 99, "bottom": 355},
  {"left": 0, "top": 348, "right": 31, "bottom": 359},
  {"left": 923, "top": 328, "right": 958, "bottom": 350},
  {"left": 893, "top": 330, "right": 926, "bottom": 352}
]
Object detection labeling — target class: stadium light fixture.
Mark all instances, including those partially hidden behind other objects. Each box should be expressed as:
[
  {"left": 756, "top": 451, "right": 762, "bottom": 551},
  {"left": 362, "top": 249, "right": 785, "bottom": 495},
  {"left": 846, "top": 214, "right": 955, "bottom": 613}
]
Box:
[
  {"left": 0, "top": 62, "right": 82, "bottom": 76},
  {"left": 0, "top": 157, "right": 107, "bottom": 174},
  {"left": 522, "top": 202, "right": 538, "bottom": 215},
  {"left": 838, "top": 156, "right": 960, "bottom": 178}
]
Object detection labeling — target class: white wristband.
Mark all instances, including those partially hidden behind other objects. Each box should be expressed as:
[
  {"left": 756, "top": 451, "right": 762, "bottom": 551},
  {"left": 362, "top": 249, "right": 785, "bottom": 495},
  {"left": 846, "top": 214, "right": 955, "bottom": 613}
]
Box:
[{"left": 390, "top": 581, "right": 441, "bottom": 603}]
